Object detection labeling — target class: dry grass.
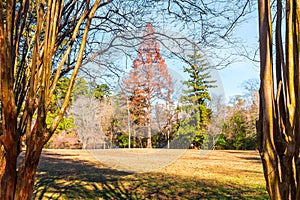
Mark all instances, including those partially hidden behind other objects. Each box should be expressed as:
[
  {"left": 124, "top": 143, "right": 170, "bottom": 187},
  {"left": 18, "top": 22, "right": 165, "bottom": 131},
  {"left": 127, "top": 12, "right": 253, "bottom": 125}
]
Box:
[{"left": 33, "top": 149, "right": 268, "bottom": 199}]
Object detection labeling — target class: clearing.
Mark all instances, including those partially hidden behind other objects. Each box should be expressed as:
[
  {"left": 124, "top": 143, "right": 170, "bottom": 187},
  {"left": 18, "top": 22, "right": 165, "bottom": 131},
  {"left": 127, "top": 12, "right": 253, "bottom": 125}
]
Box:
[{"left": 33, "top": 149, "right": 268, "bottom": 199}]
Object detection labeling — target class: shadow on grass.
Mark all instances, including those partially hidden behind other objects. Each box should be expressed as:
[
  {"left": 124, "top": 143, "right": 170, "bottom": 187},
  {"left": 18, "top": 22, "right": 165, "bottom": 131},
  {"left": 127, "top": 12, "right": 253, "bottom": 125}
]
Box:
[
  {"left": 33, "top": 151, "right": 268, "bottom": 200},
  {"left": 240, "top": 156, "right": 262, "bottom": 162}
]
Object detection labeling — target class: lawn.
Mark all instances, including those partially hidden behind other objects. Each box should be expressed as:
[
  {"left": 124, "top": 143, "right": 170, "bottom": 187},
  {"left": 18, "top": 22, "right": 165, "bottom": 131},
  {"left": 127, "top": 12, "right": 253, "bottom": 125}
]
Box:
[{"left": 33, "top": 149, "right": 268, "bottom": 199}]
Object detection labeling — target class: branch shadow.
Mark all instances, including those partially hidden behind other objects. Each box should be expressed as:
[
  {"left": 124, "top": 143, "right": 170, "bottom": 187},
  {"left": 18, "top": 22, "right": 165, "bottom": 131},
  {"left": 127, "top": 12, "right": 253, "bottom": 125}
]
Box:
[
  {"left": 33, "top": 151, "right": 132, "bottom": 199},
  {"left": 33, "top": 150, "right": 268, "bottom": 200}
]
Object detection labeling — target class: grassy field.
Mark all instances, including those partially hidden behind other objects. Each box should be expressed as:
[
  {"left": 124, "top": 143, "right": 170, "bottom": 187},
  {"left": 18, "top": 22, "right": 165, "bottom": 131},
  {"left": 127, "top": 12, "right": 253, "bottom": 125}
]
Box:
[{"left": 33, "top": 149, "right": 268, "bottom": 199}]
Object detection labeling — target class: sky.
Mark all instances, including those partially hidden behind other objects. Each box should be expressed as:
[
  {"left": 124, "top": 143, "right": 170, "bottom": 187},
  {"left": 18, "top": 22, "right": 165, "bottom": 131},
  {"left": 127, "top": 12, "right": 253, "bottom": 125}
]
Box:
[
  {"left": 218, "top": 11, "right": 259, "bottom": 102},
  {"left": 88, "top": 7, "right": 260, "bottom": 104},
  {"left": 160, "top": 9, "right": 260, "bottom": 103},
  {"left": 163, "top": 13, "right": 260, "bottom": 104}
]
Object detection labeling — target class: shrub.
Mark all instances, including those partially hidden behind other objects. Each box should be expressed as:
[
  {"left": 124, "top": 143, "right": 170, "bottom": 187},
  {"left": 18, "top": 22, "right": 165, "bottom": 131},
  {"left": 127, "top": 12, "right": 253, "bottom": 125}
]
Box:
[{"left": 46, "top": 131, "right": 82, "bottom": 149}]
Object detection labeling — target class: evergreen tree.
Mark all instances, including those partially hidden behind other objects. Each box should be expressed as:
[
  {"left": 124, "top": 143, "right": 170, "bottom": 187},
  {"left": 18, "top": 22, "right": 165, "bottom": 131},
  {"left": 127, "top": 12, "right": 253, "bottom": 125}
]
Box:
[
  {"left": 47, "top": 77, "right": 75, "bottom": 133},
  {"left": 92, "top": 83, "right": 111, "bottom": 101},
  {"left": 73, "top": 78, "right": 90, "bottom": 98},
  {"left": 178, "top": 47, "right": 215, "bottom": 149}
]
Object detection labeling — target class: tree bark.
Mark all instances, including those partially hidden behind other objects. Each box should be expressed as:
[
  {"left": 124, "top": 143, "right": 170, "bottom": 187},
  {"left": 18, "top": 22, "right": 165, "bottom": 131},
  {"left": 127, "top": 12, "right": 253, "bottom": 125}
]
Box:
[
  {"left": 14, "top": 141, "right": 43, "bottom": 199},
  {"left": 257, "top": 0, "right": 300, "bottom": 199},
  {"left": 257, "top": 0, "right": 280, "bottom": 198},
  {"left": 0, "top": 0, "right": 103, "bottom": 199},
  {"left": 147, "top": 104, "right": 152, "bottom": 148}
]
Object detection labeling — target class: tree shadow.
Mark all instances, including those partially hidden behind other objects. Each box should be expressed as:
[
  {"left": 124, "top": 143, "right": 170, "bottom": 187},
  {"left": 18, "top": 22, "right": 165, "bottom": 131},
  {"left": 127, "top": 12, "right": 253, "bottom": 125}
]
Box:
[
  {"left": 240, "top": 156, "right": 262, "bottom": 162},
  {"left": 33, "top": 151, "right": 132, "bottom": 199},
  {"left": 33, "top": 151, "right": 268, "bottom": 199}
]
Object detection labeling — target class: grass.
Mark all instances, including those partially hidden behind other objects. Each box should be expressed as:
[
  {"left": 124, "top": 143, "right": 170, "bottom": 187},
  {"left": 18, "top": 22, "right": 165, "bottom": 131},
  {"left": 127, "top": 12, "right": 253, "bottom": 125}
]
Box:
[{"left": 33, "top": 149, "right": 268, "bottom": 199}]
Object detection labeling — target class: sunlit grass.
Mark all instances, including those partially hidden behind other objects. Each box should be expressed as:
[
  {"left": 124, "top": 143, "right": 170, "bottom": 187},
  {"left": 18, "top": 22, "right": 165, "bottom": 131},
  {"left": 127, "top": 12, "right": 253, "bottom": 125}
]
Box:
[{"left": 33, "top": 149, "right": 268, "bottom": 199}]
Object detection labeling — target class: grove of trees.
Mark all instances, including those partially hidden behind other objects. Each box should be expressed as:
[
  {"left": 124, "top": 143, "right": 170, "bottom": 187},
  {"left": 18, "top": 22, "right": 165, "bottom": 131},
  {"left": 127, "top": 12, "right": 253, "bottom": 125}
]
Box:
[
  {"left": 216, "top": 93, "right": 258, "bottom": 150},
  {"left": 0, "top": 0, "right": 256, "bottom": 199}
]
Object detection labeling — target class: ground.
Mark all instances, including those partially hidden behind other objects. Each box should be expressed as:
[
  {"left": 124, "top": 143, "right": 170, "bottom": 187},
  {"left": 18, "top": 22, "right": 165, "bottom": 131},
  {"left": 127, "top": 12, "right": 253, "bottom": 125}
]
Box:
[{"left": 33, "top": 149, "right": 268, "bottom": 199}]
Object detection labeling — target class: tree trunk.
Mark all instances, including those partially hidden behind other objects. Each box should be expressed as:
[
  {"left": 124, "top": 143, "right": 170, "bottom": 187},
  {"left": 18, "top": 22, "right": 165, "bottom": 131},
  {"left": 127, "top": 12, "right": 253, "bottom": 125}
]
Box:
[
  {"left": 0, "top": 146, "right": 5, "bottom": 181},
  {"left": 14, "top": 144, "right": 43, "bottom": 200},
  {"left": 147, "top": 104, "right": 152, "bottom": 148},
  {"left": 257, "top": 0, "right": 300, "bottom": 199},
  {"left": 0, "top": 0, "right": 103, "bottom": 198},
  {"left": 0, "top": 148, "right": 18, "bottom": 199},
  {"left": 133, "top": 129, "right": 136, "bottom": 148},
  {"left": 0, "top": 132, "right": 44, "bottom": 200}
]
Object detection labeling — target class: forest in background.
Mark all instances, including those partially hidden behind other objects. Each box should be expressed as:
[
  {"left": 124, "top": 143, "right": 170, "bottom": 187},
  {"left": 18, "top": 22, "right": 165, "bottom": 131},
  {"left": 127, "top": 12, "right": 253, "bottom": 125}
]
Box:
[
  {"left": 47, "top": 77, "right": 259, "bottom": 151},
  {"left": 46, "top": 24, "right": 259, "bottom": 151}
]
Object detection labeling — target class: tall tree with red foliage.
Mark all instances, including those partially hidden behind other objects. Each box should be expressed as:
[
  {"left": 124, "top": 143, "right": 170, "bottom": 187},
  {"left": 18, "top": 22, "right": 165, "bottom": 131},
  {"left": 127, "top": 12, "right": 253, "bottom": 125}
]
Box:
[{"left": 123, "top": 23, "right": 173, "bottom": 148}]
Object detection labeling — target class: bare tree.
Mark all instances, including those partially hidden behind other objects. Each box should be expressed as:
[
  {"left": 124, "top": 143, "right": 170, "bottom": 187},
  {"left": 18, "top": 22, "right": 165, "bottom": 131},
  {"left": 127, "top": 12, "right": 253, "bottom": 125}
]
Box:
[
  {"left": 72, "top": 97, "right": 108, "bottom": 149},
  {"left": 206, "top": 94, "right": 226, "bottom": 149}
]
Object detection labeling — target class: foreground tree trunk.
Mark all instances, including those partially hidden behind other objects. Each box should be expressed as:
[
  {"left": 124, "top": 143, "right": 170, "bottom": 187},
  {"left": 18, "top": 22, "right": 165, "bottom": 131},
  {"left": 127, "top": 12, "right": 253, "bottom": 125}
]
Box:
[
  {"left": 0, "top": 0, "right": 103, "bottom": 199},
  {"left": 257, "top": 0, "right": 300, "bottom": 199}
]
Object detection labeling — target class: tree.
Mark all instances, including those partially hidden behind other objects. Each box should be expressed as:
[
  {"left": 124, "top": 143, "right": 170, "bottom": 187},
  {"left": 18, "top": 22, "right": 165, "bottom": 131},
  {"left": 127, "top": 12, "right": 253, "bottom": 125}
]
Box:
[
  {"left": 257, "top": 0, "right": 300, "bottom": 198},
  {"left": 123, "top": 23, "right": 173, "bottom": 148},
  {"left": 214, "top": 80, "right": 258, "bottom": 150},
  {"left": 222, "top": 98, "right": 250, "bottom": 150},
  {"left": 205, "top": 94, "right": 227, "bottom": 149},
  {"left": 92, "top": 83, "right": 111, "bottom": 101},
  {"left": 73, "top": 78, "right": 90, "bottom": 98},
  {"left": 242, "top": 79, "right": 259, "bottom": 144},
  {"left": 0, "top": 0, "right": 105, "bottom": 199},
  {"left": 178, "top": 47, "right": 215, "bottom": 149},
  {"left": 47, "top": 77, "right": 75, "bottom": 132},
  {"left": 72, "top": 96, "right": 108, "bottom": 149},
  {"left": 72, "top": 78, "right": 113, "bottom": 149},
  {"left": 110, "top": 93, "right": 137, "bottom": 147}
]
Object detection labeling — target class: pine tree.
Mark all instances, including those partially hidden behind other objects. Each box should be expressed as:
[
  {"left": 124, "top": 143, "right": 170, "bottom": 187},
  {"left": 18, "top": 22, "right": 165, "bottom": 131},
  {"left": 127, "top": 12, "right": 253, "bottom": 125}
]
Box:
[{"left": 179, "top": 47, "right": 215, "bottom": 149}]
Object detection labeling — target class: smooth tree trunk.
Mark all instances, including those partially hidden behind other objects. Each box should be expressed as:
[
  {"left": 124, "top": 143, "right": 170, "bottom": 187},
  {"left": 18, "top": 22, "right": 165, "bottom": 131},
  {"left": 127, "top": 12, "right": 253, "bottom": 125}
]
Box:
[
  {"left": 147, "top": 103, "right": 152, "bottom": 148},
  {"left": 15, "top": 141, "right": 44, "bottom": 199},
  {"left": 257, "top": 0, "right": 300, "bottom": 199}
]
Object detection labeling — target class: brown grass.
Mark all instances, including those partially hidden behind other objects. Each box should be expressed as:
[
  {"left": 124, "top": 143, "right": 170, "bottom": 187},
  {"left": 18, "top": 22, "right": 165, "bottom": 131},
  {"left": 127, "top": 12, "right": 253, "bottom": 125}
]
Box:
[{"left": 33, "top": 149, "right": 268, "bottom": 199}]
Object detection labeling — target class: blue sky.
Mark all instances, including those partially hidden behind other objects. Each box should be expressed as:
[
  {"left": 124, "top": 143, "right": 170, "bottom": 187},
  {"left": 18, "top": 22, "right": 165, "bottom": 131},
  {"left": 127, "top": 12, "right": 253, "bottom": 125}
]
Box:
[
  {"left": 220, "top": 61, "right": 259, "bottom": 102},
  {"left": 162, "top": 10, "right": 260, "bottom": 103},
  {"left": 219, "top": 11, "right": 259, "bottom": 102},
  {"left": 163, "top": 12, "right": 260, "bottom": 103},
  {"left": 89, "top": 9, "right": 260, "bottom": 104}
]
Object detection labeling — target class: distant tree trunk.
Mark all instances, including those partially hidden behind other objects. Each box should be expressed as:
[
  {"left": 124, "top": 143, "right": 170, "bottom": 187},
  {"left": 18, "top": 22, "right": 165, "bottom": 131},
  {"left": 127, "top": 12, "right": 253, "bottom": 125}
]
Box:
[
  {"left": 146, "top": 103, "right": 152, "bottom": 148},
  {"left": 133, "top": 129, "right": 137, "bottom": 148},
  {"left": 257, "top": 0, "right": 300, "bottom": 199}
]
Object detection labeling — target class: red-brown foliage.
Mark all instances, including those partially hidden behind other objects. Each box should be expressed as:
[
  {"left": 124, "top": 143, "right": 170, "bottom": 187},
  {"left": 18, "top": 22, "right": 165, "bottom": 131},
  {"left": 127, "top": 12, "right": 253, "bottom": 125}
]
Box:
[{"left": 123, "top": 23, "right": 173, "bottom": 148}]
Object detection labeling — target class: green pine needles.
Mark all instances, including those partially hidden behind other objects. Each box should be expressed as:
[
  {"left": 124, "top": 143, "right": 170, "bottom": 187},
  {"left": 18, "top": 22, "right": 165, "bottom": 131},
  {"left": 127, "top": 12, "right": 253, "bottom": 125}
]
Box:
[{"left": 178, "top": 47, "right": 216, "bottom": 149}]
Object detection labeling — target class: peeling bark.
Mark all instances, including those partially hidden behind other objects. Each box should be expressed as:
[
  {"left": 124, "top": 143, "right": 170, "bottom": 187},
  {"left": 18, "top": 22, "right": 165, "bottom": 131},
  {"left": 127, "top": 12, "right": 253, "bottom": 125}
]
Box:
[{"left": 0, "top": 0, "right": 103, "bottom": 199}]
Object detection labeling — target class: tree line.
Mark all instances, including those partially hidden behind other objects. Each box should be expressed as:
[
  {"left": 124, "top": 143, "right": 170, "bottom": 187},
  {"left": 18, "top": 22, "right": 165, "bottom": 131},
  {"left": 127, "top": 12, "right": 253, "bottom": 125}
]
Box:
[
  {"left": 45, "top": 79, "right": 259, "bottom": 152},
  {"left": 45, "top": 24, "right": 259, "bottom": 151}
]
